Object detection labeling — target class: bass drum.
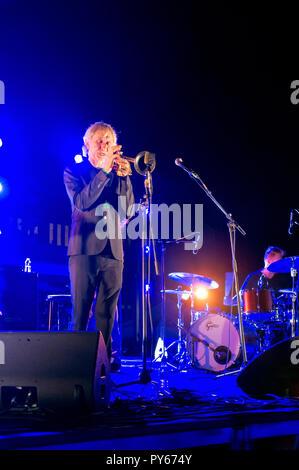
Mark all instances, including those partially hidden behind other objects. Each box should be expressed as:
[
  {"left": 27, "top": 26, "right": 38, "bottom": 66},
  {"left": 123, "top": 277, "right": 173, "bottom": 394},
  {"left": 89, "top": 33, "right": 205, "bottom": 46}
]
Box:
[{"left": 186, "top": 313, "right": 259, "bottom": 372}]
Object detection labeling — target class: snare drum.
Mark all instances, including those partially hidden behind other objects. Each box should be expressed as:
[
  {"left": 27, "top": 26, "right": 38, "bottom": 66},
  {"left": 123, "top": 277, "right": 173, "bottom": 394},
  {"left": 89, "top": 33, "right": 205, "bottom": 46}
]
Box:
[{"left": 186, "top": 313, "right": 259, "bottom": 372}]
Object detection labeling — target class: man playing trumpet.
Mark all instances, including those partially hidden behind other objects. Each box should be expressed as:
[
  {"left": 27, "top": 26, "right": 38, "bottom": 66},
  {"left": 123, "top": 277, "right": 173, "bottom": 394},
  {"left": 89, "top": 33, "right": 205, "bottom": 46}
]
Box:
[{"left": 64, "top": 121, "right": 134, "bottom": 361}]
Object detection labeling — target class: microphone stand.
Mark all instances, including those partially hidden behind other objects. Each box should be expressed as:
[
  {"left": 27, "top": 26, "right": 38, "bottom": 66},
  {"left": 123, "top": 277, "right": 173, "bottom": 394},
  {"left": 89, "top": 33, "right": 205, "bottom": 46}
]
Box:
[
  {"left": 175, "top": 159, "right": 248, "bottom": 376},
  {"left": 115, "top": 152, "right": 172, "bottom": 397},
  {"left": 287, "top": 209, "right": 299, "bottom": 335},
  {"left": 289, "top": 257, "right": 298, "bottom": 337},
  {"left": 154, "top": 234, "right": 199, "bottom": 371},
  {"left": 139, "top": 166, "right": 159, "bottom": 384},
  {"left": 288, "top": 208, "right": 299, "bottom": 235}
]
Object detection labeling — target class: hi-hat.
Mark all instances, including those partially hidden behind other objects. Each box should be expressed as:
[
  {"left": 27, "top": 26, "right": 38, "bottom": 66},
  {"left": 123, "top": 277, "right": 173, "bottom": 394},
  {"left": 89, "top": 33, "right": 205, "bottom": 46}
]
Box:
[
  {"left": 161, "top": 289, "right": 191, "bottom": 296},
  {"left": 267, "top": 256, "right": 299, "bottom": 273},
  {"left": 168, "top": 272, "right": 219, "bottom": 289}
]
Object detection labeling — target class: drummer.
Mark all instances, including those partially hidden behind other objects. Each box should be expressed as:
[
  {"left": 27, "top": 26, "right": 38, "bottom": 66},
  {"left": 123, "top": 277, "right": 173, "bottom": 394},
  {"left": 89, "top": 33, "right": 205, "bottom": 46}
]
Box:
[{"left": 241, "top": 246, "right": 292, "bottom": 293}]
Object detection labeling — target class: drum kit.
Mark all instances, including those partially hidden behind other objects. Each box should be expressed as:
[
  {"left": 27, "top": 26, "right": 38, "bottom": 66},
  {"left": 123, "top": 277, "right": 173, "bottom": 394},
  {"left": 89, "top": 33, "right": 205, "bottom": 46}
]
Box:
[{"left": 161, "top": 256, "right": 299, "bottom": 374}]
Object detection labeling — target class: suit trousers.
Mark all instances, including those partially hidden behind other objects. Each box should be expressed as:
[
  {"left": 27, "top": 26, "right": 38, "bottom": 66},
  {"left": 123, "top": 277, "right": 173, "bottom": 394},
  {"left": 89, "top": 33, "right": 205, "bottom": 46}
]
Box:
[{"left": 69, "top": 253, "right": 123, "bottom": 358}]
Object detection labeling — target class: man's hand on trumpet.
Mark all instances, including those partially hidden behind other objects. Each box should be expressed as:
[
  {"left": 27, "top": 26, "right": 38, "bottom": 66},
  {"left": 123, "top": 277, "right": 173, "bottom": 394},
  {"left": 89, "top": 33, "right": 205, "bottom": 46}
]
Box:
[{"left": 112, "top": 153, "right": 132, "bottom": 177}]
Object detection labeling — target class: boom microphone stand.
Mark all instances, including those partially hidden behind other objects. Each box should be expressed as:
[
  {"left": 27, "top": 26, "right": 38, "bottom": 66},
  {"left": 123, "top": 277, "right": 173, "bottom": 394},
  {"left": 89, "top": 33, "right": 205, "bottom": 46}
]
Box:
[{"left": 175, "top": 158, "right": 248, "bottom": 375}]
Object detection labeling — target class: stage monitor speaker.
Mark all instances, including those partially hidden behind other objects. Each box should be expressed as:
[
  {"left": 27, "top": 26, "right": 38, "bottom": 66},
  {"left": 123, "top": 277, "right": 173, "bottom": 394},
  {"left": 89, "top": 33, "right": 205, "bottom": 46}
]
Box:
[
  {"left": 237, "top": 336, "right": 299, "bottom": 399},
  {"left": 0, "top": 331, "right": 110, "bottom": 413}
]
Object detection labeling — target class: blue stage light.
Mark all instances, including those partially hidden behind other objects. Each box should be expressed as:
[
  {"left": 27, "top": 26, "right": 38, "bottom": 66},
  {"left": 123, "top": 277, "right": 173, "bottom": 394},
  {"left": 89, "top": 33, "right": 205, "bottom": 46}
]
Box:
[{"left": 0, "top": 178, "right": 8, "bottom": 198}]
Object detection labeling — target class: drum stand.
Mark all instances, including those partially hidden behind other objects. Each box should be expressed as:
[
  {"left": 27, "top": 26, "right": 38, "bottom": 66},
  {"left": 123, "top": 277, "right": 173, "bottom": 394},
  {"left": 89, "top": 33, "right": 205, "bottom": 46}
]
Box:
[
  {"left": 155, "top": 234, "right": 203, "bottom": 371},
  {"left": 175, "top": 159, "right": 248, "bottom": 377},
  {"left": 153, "top": 240, "right": 177, "bottom": 371},
  {"left": 160, "top": 290, "right": 190, "bottom": 370},
  {"left": 154, "top": 238, "right": 192, "bottom": 371}
]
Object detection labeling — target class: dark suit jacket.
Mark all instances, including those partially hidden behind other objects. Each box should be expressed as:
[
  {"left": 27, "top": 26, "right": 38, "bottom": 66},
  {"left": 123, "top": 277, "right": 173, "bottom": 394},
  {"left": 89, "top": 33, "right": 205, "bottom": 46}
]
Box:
[{"left": 64, "top": 159, "right": 134, "bottom": 260}]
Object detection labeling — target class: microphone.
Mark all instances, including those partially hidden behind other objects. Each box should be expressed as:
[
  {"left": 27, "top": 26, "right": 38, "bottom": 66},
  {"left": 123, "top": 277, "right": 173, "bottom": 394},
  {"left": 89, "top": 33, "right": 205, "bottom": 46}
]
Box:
[
  {"left": 288, "top": 209, "right": 294, "bottom": 235},
  {"left": 174, "top": 157, "right": 201, "bottom": 183},
  {"left": 175, "top": 158, "right": 183, "bottom": 166}
]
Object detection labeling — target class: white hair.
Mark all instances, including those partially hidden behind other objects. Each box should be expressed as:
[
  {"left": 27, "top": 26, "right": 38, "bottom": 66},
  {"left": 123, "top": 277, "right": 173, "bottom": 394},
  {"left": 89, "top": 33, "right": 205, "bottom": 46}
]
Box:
[{"left": 83, "top": 121, "right": 117, "bottom": 146}]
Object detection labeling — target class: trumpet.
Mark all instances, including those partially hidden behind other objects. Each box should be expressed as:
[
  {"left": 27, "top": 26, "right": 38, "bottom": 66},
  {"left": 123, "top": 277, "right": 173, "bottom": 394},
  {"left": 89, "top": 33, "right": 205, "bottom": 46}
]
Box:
[
  {"left": 112, "top": 151, "right": 156, "bottom": 176},
  {"left": 112, "top": 153, "right": 133, "bottom": 176},
  {"left": 118, "top": 153, "right": 135, "bottom": 163}
]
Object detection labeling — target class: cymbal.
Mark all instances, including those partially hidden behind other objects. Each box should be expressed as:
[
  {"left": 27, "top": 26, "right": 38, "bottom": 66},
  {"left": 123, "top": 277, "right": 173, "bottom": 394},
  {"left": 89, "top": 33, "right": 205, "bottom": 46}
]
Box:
[
  {"left": 168, "top": 272, "right": 219, "bottom": 289},
  {"left": 161, "top": 289, "right": 191, "bottom": 296},
  {"left": 278, "top": 289, "right": 298, "bottom": 295},
  {"left": 267, "top": 256, "right": 299, "bottom": 273}
]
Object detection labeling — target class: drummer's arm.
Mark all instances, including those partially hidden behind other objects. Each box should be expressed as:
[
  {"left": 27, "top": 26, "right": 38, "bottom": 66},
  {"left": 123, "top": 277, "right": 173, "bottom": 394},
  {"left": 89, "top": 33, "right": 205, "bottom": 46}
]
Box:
[{"left": 240, "top": 275, "right": 250, "bottom": 291}]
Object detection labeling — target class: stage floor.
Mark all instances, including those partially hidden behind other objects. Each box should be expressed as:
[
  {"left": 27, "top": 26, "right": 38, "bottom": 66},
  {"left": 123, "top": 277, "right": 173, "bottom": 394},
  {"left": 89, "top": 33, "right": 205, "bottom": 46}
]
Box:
[{"left": 1, "top": 356, "right": 299, "bottom": 452}]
